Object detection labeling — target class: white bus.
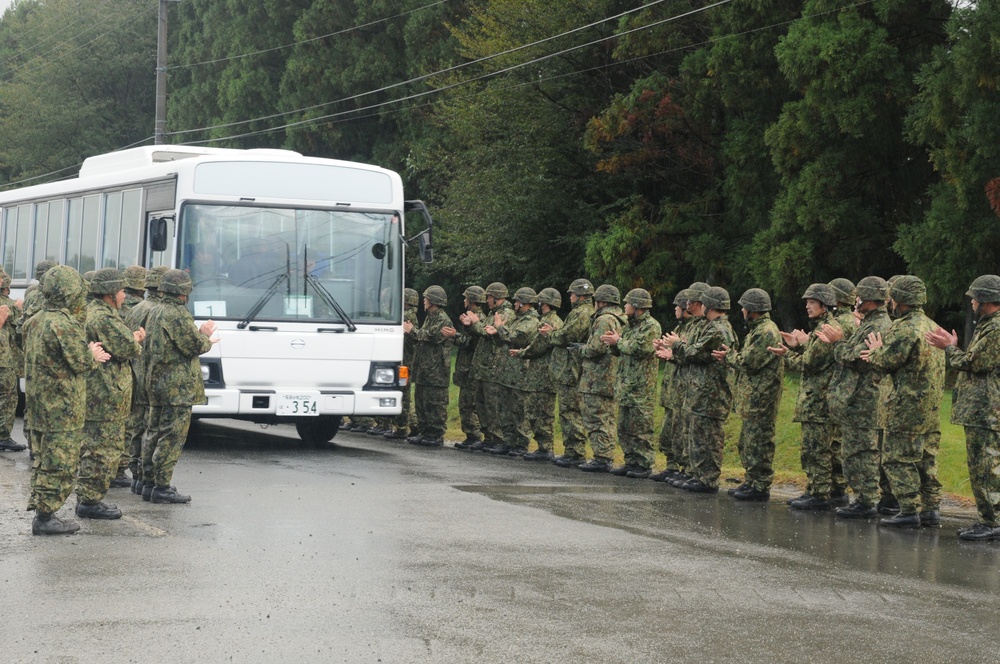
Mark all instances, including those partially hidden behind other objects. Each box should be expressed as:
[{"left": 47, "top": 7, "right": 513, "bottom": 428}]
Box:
[{"left": 0, "top": 145, "right": 433, "bottom": 445}]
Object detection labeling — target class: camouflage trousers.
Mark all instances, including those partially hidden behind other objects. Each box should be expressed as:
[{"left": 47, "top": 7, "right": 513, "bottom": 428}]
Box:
[
  {"left": 29, "top": 429, "right": 82, "bottom": 515},
  {"left": 687, "top": 413, "right": 725, "bottom": 488},
  {"left": 414, "top": 384, "right": 448, "bottom": 439},
  {"left": 580, "top": 392, "right": 617, "bottom": 463},
  {"left": 965, "top": 426, "right": 1000, "bottom": 527},
  {"left": 500, "top": 386, "right": 529, "bottom": 450},
  {"left": 882, "top": 430, "right": 941, "bottom": 514},
  {"left": 477, "top": 380, "right": 505, "bottom": 444},
  {"left": 458, "top": 381, "right": 481, "bottom": 441},
  {"left": 143, "top": 405, "right": 193, "bottom": 487},
  {"left": 524, "top": 390, "right": 555, "bottom": 453},
  {"left": 0, "top": 366, "right": 17, "bottom": 440},
  {"left": 556, "top": 383, "right": 586, "bottom": 459},
  {"left": 839, "top": 425, "right": 881, "bottom": 506},
  {"left": 737, "top": 409, "right": 779, "bottom": 492},
  {"left": 77, "top": 419, "right": 127, "bottom": 503},
  {"left": 829, "top": 425, "right": 848, "bottom": 496},
  {"left": 392, "top": 382, "right": 415, "bottom": 433},
  {"left": 618, "top": 405, "right": 654, "bottom": 469},
  {"left": 799, "top": 422, "right": 835, "bottom": 499},
  {"left": 661, "top": 406, "right": 688, "bottom": 473},
  {"left": 122, "top": 395, "right": 146, "bottom": 476}
]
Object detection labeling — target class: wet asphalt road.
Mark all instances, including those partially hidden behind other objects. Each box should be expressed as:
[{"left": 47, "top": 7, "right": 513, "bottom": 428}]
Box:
[{"left": 1, "top": 419, "right": 999, "bottom": 663}]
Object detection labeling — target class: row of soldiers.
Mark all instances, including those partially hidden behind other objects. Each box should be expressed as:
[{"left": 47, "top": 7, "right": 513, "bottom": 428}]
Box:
[
  {"left": 0, "top": 260, "right": 216, "bottom": 535},
  {"left": 398, "top": 275, "right": 1000, "bottom": 543}
]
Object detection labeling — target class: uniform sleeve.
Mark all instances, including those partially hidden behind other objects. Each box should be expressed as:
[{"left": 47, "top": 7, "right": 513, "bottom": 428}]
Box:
[
  {"left": 164, "top": 309, "right": 214, "bottom": 359},
  {"left": 866, "top": 325, "right": 914, "bottom": 373},
  {"left": 55, "top": 318, "right": 100, "bottom": 375},
  {"left": 547, "top": 308, "right": 588, "bottom": 347},
  {"left": 579, "top": 314, "right": 620, "bottom": 359},
  {"left": 414, "top": 311, "right": 452, "bottom": 344},
  {"left": 89, "top": 313, "right": 141, "bottom": 362},
  {"left": 946, "top": 326, "right": 1000, "bottom": 374},
  {"left": 673, "top": 324, "right": 723, "bottom": 364},
  {"left": 617, "top": 319, "right": 659, "bottom": 358}
]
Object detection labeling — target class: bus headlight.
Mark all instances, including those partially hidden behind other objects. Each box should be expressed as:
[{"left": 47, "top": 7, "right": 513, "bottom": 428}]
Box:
[{"left": 373, "top": 367, "right": 395, "bottom": 384}]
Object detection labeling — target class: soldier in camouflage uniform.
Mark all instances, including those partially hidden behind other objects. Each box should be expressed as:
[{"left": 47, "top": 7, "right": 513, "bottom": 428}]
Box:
[
  {"left": 462, "top": 283, "right": 515, "bottom": 451},
  {"left": 0, "top": 270, "right": 26, "bottom": 452},
  {"left": 444, "top": 286, "right": 485, "bottom": 448},
  {"left": 662, "top": 286, "right": 737, "bottom": 492},
  {"left": 404, "top": 286, "right": 452, "bottom": 447},
  {"left": 121, "top": 265, "right": 146, "bottom": 316},
  {"left": 602, "top": 288, "right": 661, "bottom": 478},
  {"left": 386, "top": 288, "right": 420, "bottom": 440},
  {"left": 815, "top": 277, "right": 891, "bottom": 518},
  {"left": 577, "top": 285, "right": 625, "bottom": 473},
  {"left": 143, "top": 269, "right": 217, "bottom": 504},
  {"left": 650, "top": 289, "right": 691, "bottom": 482},
  {"left": 24, "top": 266, "right": 111, "bottom": 535},
  {"left": 927, "top": 275, "right": 1000, "bottom": 540},
  {"left": 768, "top": 284, "right": 842, "bottom": 510},
  {"left": 487, "top": 287, "right": 541, "bottom": 456},
  {"left": 713, "top": 288, "right": 783, "bottom": 501},
  {"left": 539, "top": 279, "right": 594, "bottom": 467},
  {"left": 862, "top": 275, "right": 945, "bottom": 528},
  {"left": 515, "top": 287, "right": 562, "bottom": 461},
  {"left": 125, "top": 265, "right": 168, "bottom": 493},
  {"left": 19, "top": 259, "right": 59, "bottom": 457},
  {"left": 75, "top": 269, "right": 144, "bottom": 520},
  {"left": 827, "top": 278, "right": 858, "bottom": 504}
]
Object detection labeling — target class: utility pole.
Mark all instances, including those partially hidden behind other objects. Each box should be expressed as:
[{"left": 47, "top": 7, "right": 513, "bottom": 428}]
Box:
[{"left": 154, "top": 0, "right": 180, "bottom": 145}]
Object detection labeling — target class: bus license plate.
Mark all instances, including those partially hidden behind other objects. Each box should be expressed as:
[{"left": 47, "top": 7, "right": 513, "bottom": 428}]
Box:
[{"left": 278, "top": 393, "right": 319, "bottom": 416}]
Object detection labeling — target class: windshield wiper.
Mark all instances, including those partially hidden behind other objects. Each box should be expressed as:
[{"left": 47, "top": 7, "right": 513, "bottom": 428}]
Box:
[
  {"left": 306, "top": 275, "right": 357, "bottom": 332},
  {"left": 238, "top": 273, "right": 288, "bottom": 329}
]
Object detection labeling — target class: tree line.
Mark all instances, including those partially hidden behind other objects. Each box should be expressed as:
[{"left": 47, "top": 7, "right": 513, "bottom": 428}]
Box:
[{"left": 0, "top": 0, "right": 997, "bottom": 330}]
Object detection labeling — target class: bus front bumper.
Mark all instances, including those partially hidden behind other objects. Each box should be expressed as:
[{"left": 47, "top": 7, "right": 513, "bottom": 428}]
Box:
[{"left": 194, "top": 388, "right": 404, "bottom": 417}]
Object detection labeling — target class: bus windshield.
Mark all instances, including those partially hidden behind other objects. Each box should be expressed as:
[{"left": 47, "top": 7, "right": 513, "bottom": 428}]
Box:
[{"left": 179, "top": 204, "right": 402, "bottom": 325}]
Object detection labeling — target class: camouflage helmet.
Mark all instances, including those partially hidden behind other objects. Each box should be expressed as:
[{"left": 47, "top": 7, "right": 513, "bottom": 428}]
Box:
[
  {"left": 34, "top": 259, "right": 58, "bottom": 281},
  {"left": 737, "top": 288, "right": 772, "bottom": 313},
  {"left": 687, "top": 281, "right": 711, "bottom": 302},
  {"left": 0, "top": 270, "right": 10, "bottom": 290},
  {"left": 88, "top": 267, "right": 125, "bottom": 295},
  {"left": 123, "top": 265, "right": 146, "bottom": 291},
  {"left": 145, "top": 265, "right": 170, "bottom": 290},
  {"left": 966, "top": 275, "right": 1000, "bottom": 304},
  {"left": 568, "top": 278, "right": 594, "bottom": 296},
  {"left": 82, "top": 270, "right": 96, "bottom": 285},
  {"left": 889, "top": 275, "right": 927, "bottom": 307},
  {"left": 404, "top": 287, "right": 419, "bottom": 306},
  {"left": 673, "top": 289, "right": 690, "bottom": 308},
  {"left": 485, "top": 282, "right": 508, "bottom": 299},
  {"left": 828, "top": 278, "right": 856, "bottom": 306},
  {"left": 801, "top": 283, "right": 837, "bottom": 308},
  {"left": 41, "top": 265, "right": 86, "bottom": 313},
  {"left": 593, "top": 284, "right": 621, "bottom": 304},
  {"left": 856, "top": 276, "right": 889, "bottom": 303},
  {"left": 512, "top": 287, "right": 538, "bottom": 304},
  {"left": 624, "top": 288, "right": 653, "bottom": 309},
  {"left": 159, "top": 268, "right": 193, "bottom": 296},
  {"left": 537, "top": 287, "right": 562, "bottom": 308},
  {"left": 423, "top": 285, "right": 448, "bottom": 307},
  {"left": 702, "top": 286, "right": 731, "bottom": 311},
  {"left": 463, "top": 285, "right": 486, "bottom": 304}
]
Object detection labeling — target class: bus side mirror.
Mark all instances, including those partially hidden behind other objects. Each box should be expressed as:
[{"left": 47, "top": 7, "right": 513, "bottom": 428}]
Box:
[
  {"left": 149, "top": 217, "right": 169, "bottom": 252},
  {"left": 404, "top": 200, "right": 433, "bottom": 264},
  {"left": 418, "top": 232, "right": 432, "bottom": 263}
]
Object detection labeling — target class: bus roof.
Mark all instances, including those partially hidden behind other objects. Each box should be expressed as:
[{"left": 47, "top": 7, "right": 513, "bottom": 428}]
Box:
[{"left": 80, "top": 145, "right": 304, "bottom": 178}]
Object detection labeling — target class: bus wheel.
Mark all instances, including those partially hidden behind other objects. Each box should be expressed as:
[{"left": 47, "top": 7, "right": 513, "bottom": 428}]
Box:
[{"left": 296, "top": 416, "right": 342, "bottom": 446}]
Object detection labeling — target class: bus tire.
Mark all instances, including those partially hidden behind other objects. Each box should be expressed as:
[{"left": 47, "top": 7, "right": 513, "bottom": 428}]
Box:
[{"left": 296, "top": 416, "right": 342, "bottom": 446}]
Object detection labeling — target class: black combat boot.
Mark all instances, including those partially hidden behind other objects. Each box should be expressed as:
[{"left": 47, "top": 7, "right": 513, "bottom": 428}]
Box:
[
  {"left": 648, "top": 470, "right": 671, "bottom": 482},
  {"left": 876, "top": 496, "right": 901, "bottom": 515},
  {"left": 109, "top": 475, "right": 132, "bottom": 489},
  {"left": 879, "top": 512, "right": 920, "bottom": 528},
  {"left": 141, "top": 482, "right": 155, "bottom": 501},
  {"left": 415, "top": 437, "right": 443, "bottom": 447},
  {"left": 789, "top": 494, "right": 831, "bottom": 511},
  {"left": 682, "top": 479, "right": 719, "bottom": 494},
  {"left": 626, "top": 467, "right": 651, "bottom": 479},
  {"left": 522, "top": 450, "right": 551, "bottom": 461},
  {"left": 578, "top": 460, "right": 610, "bottom": 473},
  {"left": 920, "top": 510, "right": 941, "bottom": 527},
  {"left": 76, "top": 500, "right": 123, "bottom": 520},
  {"left": 835, "top": 501, "right": 876, "bottom": 519},
  {"left": 0, "top": 438, "right": 27, "bottom": 452},
  {"left": 552, "top": 455, "right": 584, "bottom": 468},
  {"left": 383, "top": 429, "right": 407, "bottom": 441},
  {"left": 957, "top": 522, "right": 1000, "bottom": 541},
  {"left": 733, "top": 486, "right": 770, "bottom": 502},
  {"left": 32, "top": 512, "right": 80, "bottom": 535},
  {"left": 150, "top": 486, "right": 191, "bottom": 504},
  {"left": 406, "top": 435, "right": 424, "bottom": 445},
  {"left": 609, "top": 464, "right": 636, "bottom": 476},
  {"left": 728, "top": 482, "right": 750, "bottom": 497}
]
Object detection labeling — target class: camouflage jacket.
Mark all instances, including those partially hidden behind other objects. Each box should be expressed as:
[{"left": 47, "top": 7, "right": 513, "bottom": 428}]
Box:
[
  {"left": 125, "top": 296, "right": 161, "bottom": 404},
  {"left": 470, "top": 301, "right": 515, "bottom": 382},
  {"left": 495, "top": 307, "right": 539, "bottom": 389},
  {"left": 829, "top": 306, "right": 890, "bottom": 428},
  {"left": 145, "top": 294, "right": 214, "bottom": 407},
  {"left": 411, "top": 307, "right": 453, "bottom": 388},
  {"left": 519, "top": 309, "right": 562, "bottom": 393},
  {"left": 121, "top": 291, "right": 144, "bottom": 317},
  {"left": 947, "top": 310, "right": 1000, "bottom": 431},
  {"left": 544, "top": 298, "right": 594, "bottom": 386},
  {"left": 659, "top": 316, "right": 690, "bottom": 409},
  {"left": 866, "top": 308, "right": 944, "bottom": 434},
  {"left": 672, "top": 314, "right": 737, "bottom": 420},
  {"left": 0, "top": 293, "right": 20, "bottom": 370},
  {"left": 787, "top": 311, "right": 841, "bottom": 424},
  {"left": 85, "top": 298, "right": 141, "bottom": 422},
  {"left": 451, "top": 304, "right": 482, "bottom": 387},
  {"left": 578, "top": 305, "right": 625, "bottom": 397},
  {"left": 401, "top": 305, "right": 418, "bottom": 382},
  {"left": 610, "top": 311, "right": 661, "bottom": 408},
  {"left": 727, "top": 313, "right": 783, "bottom": 419},
  {"left": 24, "top": 311, "right": 98, "bottom": 433}
]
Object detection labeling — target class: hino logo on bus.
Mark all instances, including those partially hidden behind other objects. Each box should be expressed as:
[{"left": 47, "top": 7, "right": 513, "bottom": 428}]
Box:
[{"left": 290, "top": 339, "right": 306, "bottom": 349}]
